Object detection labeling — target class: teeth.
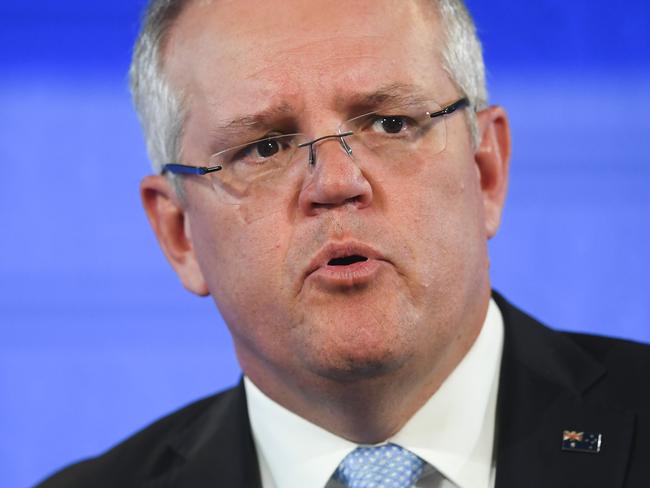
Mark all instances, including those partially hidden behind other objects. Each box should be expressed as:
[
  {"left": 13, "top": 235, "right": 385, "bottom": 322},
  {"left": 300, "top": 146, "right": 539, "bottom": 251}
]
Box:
[{"left": 328, "top": 255, "right": 368, "bottom": 266}]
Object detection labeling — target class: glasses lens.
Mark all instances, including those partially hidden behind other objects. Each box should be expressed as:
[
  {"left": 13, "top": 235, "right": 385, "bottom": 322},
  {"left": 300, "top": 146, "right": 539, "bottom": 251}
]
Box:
[
  {"left": 195, "top": 100, "right": 456, "bottom": 206},
  {"left": 338, "top": 101, "right": 448, "bottom": 164},
  {"left": 207, "top": 133, "right": 305, "bottom": 203}
]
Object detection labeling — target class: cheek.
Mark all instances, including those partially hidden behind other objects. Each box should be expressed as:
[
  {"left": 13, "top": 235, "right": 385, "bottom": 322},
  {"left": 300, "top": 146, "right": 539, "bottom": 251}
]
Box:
[
  {"left": 190, "top": 202, "right": 293, "bottom": 318},
  {"left": 385, "top": 154, "right": 485, "bottom": 286},
  {"left": 211, "top": 222, "right": 285, "bottom": 288}
]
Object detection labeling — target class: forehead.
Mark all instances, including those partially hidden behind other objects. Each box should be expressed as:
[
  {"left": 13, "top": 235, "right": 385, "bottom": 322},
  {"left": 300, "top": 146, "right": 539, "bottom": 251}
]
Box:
[{"left": 164, "top": 0, "right": 449, "bottom": 119}]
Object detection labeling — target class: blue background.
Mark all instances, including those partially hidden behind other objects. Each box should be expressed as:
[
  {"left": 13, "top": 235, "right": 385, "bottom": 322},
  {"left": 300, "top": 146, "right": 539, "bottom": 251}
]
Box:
[{"left": 1, "top": 1, "right": 649, "bottom": 485}]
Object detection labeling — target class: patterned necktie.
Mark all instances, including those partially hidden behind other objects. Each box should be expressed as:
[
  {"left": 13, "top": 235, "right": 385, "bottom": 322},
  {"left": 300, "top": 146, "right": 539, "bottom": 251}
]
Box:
[{"left": 333, "top": 443, "right": 425, "bottom": 488}]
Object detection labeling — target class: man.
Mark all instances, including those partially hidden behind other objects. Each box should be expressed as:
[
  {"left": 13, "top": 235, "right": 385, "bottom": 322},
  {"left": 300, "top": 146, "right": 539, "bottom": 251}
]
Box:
[{"left": 39, "top": 0, "right": 649, "bottom": 487}]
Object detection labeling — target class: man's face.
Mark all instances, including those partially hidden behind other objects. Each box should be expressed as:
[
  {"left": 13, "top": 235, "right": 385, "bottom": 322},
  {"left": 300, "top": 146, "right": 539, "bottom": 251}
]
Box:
[{"left": 155, "top": 0, "right": 507, "bottom": 392}]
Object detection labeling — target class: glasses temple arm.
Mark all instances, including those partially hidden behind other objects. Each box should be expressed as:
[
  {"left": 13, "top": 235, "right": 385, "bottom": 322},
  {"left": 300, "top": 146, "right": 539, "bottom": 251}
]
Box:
[
  {"left": 161, "top": 163, "right": 223, "bottom": 175},
  {"left": 427, "top": 97, "right": 470, "bottom": 119}
]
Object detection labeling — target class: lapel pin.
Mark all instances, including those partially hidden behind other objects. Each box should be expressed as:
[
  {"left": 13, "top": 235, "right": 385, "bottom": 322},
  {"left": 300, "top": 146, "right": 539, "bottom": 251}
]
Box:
[{"left": 561, "top": 430, "right": 602, "bottom": 453}]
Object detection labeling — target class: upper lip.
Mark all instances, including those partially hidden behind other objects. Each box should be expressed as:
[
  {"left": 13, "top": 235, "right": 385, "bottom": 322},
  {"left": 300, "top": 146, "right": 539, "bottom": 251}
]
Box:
[{"left": 304, "top": 241, "right": 386, "bottom": 278}]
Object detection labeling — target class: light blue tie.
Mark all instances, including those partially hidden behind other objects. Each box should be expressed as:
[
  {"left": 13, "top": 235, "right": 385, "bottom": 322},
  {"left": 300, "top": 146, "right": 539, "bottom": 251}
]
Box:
[{"left": 334, "top": 443, "right": 425, "bottom": 488}]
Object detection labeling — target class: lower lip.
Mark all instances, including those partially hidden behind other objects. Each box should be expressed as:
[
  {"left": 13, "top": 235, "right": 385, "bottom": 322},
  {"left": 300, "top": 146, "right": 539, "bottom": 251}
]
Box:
[{"left": 308, "top": 259, "right": 385, "bottom": 287}]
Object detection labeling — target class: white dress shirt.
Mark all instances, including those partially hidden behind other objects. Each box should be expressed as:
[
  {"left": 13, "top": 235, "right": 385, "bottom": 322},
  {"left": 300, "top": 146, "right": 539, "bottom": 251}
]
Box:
[{"left": 245, "top": 298, "right": 504, "bottom": 488}]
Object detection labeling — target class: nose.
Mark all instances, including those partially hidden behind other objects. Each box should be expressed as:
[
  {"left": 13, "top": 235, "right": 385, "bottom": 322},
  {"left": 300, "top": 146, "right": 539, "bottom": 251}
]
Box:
[{"left": 298, "top": 136, "right": 373, "bottom": 215}]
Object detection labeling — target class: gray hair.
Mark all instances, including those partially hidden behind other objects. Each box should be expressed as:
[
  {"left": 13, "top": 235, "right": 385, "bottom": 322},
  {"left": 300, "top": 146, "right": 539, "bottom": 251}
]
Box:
[
  {"left": 129, "top": 0, "right": 186, "bottom": 177},
  {"left": 129, "top": 0, "right": 488, "bottom": 175}
]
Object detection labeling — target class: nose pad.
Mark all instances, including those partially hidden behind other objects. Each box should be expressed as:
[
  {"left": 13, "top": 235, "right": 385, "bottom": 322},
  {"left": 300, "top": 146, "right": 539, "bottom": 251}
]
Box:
[
  {"left": 299, "top": 132, "right": 354, "bottom": 167},
  {"left": 339, "top": 135, "right": 353, "bottom": 158}
]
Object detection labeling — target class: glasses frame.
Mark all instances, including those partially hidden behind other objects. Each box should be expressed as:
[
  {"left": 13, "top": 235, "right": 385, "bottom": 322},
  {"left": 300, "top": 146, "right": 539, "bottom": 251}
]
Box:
[{"left": 161, "top": 96, "right": 470, "bottom": 177}]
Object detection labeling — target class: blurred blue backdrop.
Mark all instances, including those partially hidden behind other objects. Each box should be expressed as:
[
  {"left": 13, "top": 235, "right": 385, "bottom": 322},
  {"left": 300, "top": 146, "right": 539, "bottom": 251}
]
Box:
[{"left": 1, "top": 0, "right": 649, "bottom": 486}]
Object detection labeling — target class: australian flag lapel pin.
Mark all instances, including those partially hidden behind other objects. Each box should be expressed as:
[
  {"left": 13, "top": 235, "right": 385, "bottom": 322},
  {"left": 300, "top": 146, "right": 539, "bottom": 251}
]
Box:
[{"left": 561, "top": 430, "right": 603, "bottom": 453}]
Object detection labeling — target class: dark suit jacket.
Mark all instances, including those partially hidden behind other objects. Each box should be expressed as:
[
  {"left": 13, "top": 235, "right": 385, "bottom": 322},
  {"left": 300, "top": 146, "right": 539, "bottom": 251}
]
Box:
[{"left": 38, "top": 293, "right": 650, "bottom": 487}]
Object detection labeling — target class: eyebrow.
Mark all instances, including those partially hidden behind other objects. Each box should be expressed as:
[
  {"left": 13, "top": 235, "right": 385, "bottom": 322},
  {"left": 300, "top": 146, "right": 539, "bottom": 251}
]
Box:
[
  {"left": 208, "top": 83, "right": 430, "bottom": 144},
  {"left": 210, "top": 102, "right": 295, "bottom": 140},
  {"left": 336, "top": 83, "right": 431, "bottom": 111}
]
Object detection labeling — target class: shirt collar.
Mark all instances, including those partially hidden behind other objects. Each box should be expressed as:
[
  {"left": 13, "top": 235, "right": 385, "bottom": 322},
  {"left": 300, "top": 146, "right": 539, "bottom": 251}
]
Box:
[
  {"left": 245, "top": 378, "right": 355, "bottom": 488},
  {"left": 245, "top": 298, "right": 504, "bottom": 488},
  {"left": 392, "top": 298, "right": 503, "bottom": 488}
]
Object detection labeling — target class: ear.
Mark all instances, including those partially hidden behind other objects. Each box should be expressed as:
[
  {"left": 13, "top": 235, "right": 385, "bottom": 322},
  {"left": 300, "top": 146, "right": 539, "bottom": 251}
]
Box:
[
  {"left": 475, "top": 106, "right": 511, "bottom": 238},
  {"left": 140, "top": 175, "right": 209, "bottom": 296}
]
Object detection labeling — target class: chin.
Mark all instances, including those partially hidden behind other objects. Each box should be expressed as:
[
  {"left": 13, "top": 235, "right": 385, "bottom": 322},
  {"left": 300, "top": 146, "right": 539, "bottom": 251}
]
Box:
[
  {"left": 303, "top": 332, "right": 413, "bottom": 384},
  {"left": 296, "top": 286, "right": 423, "bottom": 382},
  {"left": 319, "top": 357, "right": 404, "bottom": 383}
]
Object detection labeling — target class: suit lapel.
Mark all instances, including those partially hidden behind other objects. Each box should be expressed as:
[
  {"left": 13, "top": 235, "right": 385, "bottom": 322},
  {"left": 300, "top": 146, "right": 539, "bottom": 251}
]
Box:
[
  {"left": 150, "top": 380, "right": 262, "bottom": 488},
  {"left": 493, "top": 293, "right": 635, "bottom": 488}
]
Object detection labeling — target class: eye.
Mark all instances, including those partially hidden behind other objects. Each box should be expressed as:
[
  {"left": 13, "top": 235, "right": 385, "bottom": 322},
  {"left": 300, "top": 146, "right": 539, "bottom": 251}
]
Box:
[
  {"left": 229, "top": 135, "right": 293, "bottom": 166},
  {"left": 375, "top": 116, "right": 407, "bottom": 134},
  {"left": 367, "top": 114, "right": 421, "bottom": 136},
  {"left": 254, "top": 138, "right": 281, "bottom": 158}
]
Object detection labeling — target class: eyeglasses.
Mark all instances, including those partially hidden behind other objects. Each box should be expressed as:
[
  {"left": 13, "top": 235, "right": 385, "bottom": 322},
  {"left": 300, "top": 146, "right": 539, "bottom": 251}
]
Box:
[{"left": 162, "top": 97, "right": 469, "bottom": 203}]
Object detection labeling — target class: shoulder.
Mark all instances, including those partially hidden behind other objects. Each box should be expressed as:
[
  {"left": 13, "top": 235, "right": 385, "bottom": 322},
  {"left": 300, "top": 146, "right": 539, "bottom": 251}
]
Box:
[
  {"left": 36, "top": 384, "right": 244, "bottom": 487},
  {"left": 495, "top": 290, "right": 650, "bottom": 409},
  {"left": 564, "top": 329, "right": 650, "bottom": 369},
  {"left": 562, "top": 331, "right": 650, "bottom": 407}
]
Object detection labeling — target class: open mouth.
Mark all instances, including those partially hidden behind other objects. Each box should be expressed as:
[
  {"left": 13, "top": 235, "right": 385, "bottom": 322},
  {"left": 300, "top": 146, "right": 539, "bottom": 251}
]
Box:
[
  {"left": 327, "top": 255, "right": 368, "bottom": 266},
  {"left": 304, "top": 242, "right": 384, "bottom": 285}
]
